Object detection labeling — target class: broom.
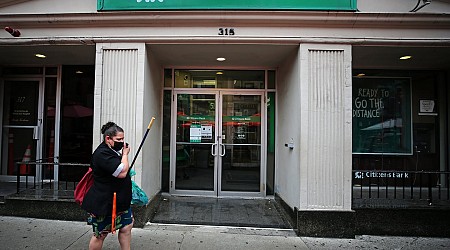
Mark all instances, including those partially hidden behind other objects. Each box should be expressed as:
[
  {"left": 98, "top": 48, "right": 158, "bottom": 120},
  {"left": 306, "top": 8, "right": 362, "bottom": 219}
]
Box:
[{"left": 112, "top": 117, "right": 156, "bottom": 233}]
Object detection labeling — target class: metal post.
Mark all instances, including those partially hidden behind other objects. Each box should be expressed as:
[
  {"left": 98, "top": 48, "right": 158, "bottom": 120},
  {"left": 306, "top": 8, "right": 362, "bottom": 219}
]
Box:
[
  {"left": 428, "top": 173, "right": 433, "bottom": 205},
  {"left": 16, "top": 162, "right": 20, "bottom": 193}
]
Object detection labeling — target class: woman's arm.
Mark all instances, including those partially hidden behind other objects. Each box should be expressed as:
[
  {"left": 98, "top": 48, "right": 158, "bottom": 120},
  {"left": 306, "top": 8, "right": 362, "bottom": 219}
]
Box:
[{"left": 116, "top": 143, "right": 130, "bottom": 178}]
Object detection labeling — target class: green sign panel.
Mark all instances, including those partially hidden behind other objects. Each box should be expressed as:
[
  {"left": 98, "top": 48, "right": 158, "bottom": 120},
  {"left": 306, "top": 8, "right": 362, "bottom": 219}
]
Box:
[
  {"left": 98, "top": 0, "right": 356, "bottom": 11},
  {"left": 178, "top": 115, "right": 214, "bottom": 122},
  {"left": 222, "top": 116, "right": 261, "bottom": 123}
]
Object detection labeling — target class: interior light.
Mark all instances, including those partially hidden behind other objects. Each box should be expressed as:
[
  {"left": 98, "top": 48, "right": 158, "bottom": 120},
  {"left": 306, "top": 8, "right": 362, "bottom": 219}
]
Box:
[
  {"left": 76, "top": 70, "right": 84, "bottom": 74},
  {"left": 216, "top": 57, "right": 226, "bottom": 62},
  {"left": 35, "top": 54, "right": 46, "bottom": 58},
  {"left": 400, "top": 55, "right": 412, "bottom": 60},
  {"left": 356, "top": 73, "right": 365, "bottom": 77},
  {"left": 216, "top": 71, "right": 223, "bottom": 75}
]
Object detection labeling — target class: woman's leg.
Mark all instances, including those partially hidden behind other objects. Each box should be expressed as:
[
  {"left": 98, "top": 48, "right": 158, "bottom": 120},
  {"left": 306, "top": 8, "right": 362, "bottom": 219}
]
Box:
[
  {"left": 89, "top": 234, "right": 107, "bottom": 250},
  {"left": 118, "top": 223, "right": 133, "bottom": 250}
]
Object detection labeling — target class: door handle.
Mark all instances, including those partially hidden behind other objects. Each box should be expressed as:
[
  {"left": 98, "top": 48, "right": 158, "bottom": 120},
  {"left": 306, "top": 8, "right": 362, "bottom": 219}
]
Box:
[
  {"left": 220, "top": 143, "right": 226, "bottom": 157},
  {"left": 211, "top": 143, "right": 217, "bottom": 156}
]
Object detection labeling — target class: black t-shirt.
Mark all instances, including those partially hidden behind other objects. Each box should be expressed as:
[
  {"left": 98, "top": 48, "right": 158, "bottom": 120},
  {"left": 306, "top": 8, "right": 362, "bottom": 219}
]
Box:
[{"left": 81, "top": 142, "right": 132, "bottom": 216}]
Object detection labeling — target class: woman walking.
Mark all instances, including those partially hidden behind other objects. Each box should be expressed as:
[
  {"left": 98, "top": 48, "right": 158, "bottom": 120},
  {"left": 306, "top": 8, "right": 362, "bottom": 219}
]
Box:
[{"left": 82, "top": 122, "right": 133, "bottom": 250}]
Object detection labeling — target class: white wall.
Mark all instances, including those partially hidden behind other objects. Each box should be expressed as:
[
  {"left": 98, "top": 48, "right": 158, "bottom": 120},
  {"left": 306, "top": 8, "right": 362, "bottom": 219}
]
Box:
[
  {"left": 141, "top": 46, "right": 163, "bottom": 199},
  {"left": 275, "top": 46, "right": 301, "bottom": 209},
  {"left": 0, "top": 0, "right": 97, "bottom": 14}
]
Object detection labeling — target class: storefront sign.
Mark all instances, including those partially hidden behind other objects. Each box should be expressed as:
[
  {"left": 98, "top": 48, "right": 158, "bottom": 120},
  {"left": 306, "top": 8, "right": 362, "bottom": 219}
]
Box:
[
  {"left": 354, "top": 171, "right": 410, "bottom": 179},
  {"left": 352, "top": 77, "right": 412, "bottom": 154},
  {"left": 178, "top": 115, "right": 214, "bottom": 122},
  {"left": 223, "top": 116, "right": 261, "bottom": 123},
  {"left": 190, "top": 124, "right": 201, "bottom": 143},
  {"left": 98, "top": 0, "right": 357, "bottom": 11}
]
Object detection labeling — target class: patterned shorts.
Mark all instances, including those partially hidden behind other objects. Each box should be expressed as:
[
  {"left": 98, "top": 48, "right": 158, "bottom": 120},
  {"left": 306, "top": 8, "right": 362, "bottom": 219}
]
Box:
[{"left": 88, "top": 208, "right": 133, "bottom": 238}]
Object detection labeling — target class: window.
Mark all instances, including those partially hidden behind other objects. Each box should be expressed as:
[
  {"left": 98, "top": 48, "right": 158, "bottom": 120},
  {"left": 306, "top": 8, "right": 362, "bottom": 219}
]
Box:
[{"left": 352, "top": 77, "right": 412, "bottom": 154}]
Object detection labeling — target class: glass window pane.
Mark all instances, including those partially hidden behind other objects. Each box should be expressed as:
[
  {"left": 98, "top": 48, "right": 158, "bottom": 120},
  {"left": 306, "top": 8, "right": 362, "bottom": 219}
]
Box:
[
  {"left": 217, "top": 70, "right": 264, "bottom": 89},
  {"left": 352, "top": 70, "right": 443, "bottom": 196},
  {"left": 1, "top": 128, "right": 36, "bottom": 175},
  {"left": 161, "top": 90, "right": 171, "bottom": 192},
  {"left": 221, "top": 95, "right": 261, "bottom": 192},
  {"left": 45, "top": 67, "right": 58, "bottom": 76},
  {"left": 175, "top": 94, "right": 216, "bottom": 191},
  {"left": 174, "top": 70, "right": 265, "bottom": 89},
  {"left": 59, "top": 66, "right": 94, "bottom": 167},
  {"left": 41, "top": 77, "right": 57, "bottom": 179},
  {"left": 2, "top": 67, "right": 43, "bottom": 75},
  {"left": 164, "top": 69, "right": 172, "bottom": 88},
  {"left": 266, "top": 92, "right": 275, "bottom": 195},
  {"left": 2, "top": 81, "right": 39, "bottom": 126},
  {"left": 352, "top": 77, "right": 412, "bottom": 154},
  {"left": 268, "top": 70, "right": 276, "bottom": 89}
]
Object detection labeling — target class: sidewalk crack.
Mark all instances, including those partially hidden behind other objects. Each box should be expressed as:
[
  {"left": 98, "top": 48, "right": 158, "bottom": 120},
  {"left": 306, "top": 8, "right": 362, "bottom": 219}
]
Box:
[
  {"left": 178, "top": 233, "right": 186, "bottom": 250},
  {"left": 64, "top": 229, "right": 91, "bottom": 250}
]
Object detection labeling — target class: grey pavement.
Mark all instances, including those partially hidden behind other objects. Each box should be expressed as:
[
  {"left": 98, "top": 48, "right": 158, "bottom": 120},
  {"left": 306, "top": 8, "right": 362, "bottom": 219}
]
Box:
[{"left": 1, "top": 216, "right": 449, "bottom": 250}]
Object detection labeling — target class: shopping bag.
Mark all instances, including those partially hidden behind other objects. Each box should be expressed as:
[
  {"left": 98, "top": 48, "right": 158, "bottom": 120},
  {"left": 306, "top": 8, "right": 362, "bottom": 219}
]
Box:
[
  {"left": 74, "top": 167, "right": 94, "bottom": 205},
  {"left": 130, "top": 168, "right": 149, "bottom": 206},
  {"left": 131, "top": 180, "right": 149, "bottom": 206}
]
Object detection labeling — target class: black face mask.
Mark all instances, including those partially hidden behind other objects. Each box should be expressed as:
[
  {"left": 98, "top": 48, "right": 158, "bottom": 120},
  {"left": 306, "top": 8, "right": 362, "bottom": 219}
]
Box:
[{"left": 111, "top": 141, "right": 124, "bottom": 151}]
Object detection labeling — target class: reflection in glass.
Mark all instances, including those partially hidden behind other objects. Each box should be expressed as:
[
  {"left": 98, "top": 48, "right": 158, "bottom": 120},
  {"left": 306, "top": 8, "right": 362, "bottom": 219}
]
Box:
[
  {"left": 175, "top": 94, "right": 216, "bottom": 190},
  {"left": 42, "top": 77, "right": 57, "bottom": 179},
  {"left": 161, "top": 90, "right": 171, "bottom": 192},
  {"left": 266, "top": 92, "right": 275, "bottom": 195},
  {"left": 221, "top": 95, "right": 261, "bottom": 192},
  {"left": 59, "top": 66, "right": 94, "bottom": 182},
  {"left": 352, "top": 77, "right": 412, "bottom": 154},
  {"left": 164, "top": 69, "right": 172, "bottom": 88},
  {"left": 174, "top": 70, "right": 265, "bottom": 89},
  {"left": 2, "top": 81, "right": 39, "bottom": 126},
  {"left": 1, "top": 128, "right": 36, "bottom": 175},
  {"left": 1, "top": 80, "right": 39, "bottom": 176}
]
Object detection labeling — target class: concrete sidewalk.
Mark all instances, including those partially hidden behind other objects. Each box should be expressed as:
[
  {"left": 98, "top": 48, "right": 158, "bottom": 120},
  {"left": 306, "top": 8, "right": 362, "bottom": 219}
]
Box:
[{"left": 1, "top": 216, "right": 449, "bottom": 250}]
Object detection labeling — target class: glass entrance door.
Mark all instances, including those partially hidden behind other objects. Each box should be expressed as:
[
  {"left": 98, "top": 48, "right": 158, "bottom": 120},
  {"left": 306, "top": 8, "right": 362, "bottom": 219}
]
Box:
[
  {"left": 1, "top": 80, "right": 43, "bottom": 179},
  {"left": 171, "top": 91, "right": 265, "bottom": 197},
  {"left": 219, "top": 94, "right": 263, "bottom": 195}
]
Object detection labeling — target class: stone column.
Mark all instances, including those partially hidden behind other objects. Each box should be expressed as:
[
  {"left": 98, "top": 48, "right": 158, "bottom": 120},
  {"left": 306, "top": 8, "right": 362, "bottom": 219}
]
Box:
[
  {"left": 93, "top": 43, "right": 146, "bottom": 173},
  {"left": 297, "top": 43, "right": 354, "bottom": 237}
]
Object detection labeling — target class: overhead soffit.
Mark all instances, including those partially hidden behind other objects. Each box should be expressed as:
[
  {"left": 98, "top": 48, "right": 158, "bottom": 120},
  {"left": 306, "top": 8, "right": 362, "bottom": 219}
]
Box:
[
  {"left": 147, "top": 44, "right": 299, "bottom": 68},
  {"left": 0, "top": 0, "right": 31, "bottom": 8},
  {"left": 0, "top": 44, "right": 449, "bottom": 70}
]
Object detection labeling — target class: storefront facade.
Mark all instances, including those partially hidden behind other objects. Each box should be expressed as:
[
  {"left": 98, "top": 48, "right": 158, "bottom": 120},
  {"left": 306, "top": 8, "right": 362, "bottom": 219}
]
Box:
[{"left": 1, "top": 0, "right": 449, "bottom": 237}]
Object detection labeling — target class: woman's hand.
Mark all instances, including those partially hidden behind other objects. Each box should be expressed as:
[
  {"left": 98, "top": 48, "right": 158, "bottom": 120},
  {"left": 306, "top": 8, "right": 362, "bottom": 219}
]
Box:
[
  {"left": 117, "top": 143, "right": 130, "bottom": 178},
  {"left": 122, "top": 142, "right": 130, "bottom": 155}
]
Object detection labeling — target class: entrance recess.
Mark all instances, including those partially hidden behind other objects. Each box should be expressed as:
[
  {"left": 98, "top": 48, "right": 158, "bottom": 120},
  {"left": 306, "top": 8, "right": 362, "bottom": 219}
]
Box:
[{"left": 170, "top": 90, "right": 265, "bottom": 197}]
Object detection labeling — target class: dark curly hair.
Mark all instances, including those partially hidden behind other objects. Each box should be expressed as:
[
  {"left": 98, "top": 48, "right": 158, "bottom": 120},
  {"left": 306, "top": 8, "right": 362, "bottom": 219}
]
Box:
[{"left": 101, "top": 122, "right": 124, "bottom": 141}]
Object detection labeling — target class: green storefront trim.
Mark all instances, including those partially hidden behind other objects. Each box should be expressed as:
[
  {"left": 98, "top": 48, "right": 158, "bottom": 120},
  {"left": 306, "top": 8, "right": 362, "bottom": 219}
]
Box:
[{"left": 98, "top": 0, "right": 357, "bottom": 11}]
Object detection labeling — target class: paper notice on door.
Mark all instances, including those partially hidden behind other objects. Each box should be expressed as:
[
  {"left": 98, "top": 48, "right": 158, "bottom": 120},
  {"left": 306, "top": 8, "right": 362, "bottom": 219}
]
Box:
[
  {"left": 201, "top": 125, "right": 212, "bottom": 139},
  {"left": 419, "top": 100, "right": 437, "bottom": 116},
  {"left": 420, "top": 100, "right": 435, "bottom": 113},
  {"left": 190, "top": 124, "right": 202, "bottom": 143}
]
